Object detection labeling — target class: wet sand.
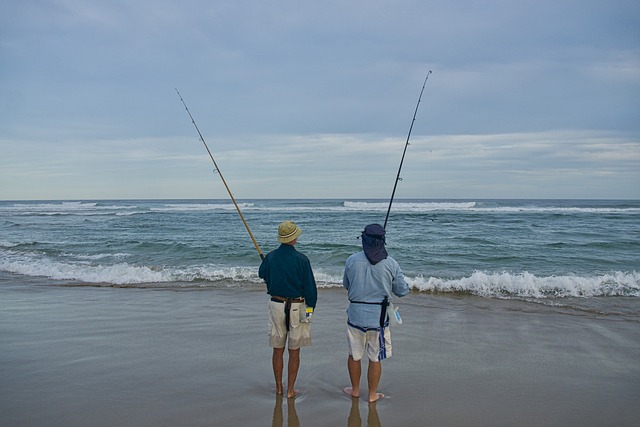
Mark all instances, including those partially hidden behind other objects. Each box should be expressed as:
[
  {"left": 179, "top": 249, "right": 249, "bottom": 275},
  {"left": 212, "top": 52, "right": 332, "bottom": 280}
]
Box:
[{"left": 1, "top": 280, "right": 639, "bottom": 426}]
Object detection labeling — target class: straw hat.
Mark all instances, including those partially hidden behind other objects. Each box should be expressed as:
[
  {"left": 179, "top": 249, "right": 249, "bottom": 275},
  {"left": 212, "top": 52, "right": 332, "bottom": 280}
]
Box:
[{"left": 278, "top": 221, "right": 302, "bottom": 243}]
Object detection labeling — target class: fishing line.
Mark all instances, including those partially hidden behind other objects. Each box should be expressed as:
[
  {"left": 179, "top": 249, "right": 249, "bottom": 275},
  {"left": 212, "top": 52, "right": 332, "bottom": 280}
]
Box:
[
  {"left": 176, "top": 89, "right": 265, "bottom": 261},
  {"left": 383, "top": 70, "right": 432, "bottom": 229}
]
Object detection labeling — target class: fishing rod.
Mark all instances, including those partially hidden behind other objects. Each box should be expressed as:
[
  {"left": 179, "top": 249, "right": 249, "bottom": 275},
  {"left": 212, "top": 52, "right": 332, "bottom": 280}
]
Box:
[
  {"left": 383, "top": 70, "right": 432, "bottom": 229},
  {"left": 176, "top": 89, "right": 265, "bottom": 261}
]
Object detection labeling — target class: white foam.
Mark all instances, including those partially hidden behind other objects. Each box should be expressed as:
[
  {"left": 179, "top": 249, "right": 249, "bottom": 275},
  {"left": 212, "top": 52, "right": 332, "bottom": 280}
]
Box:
[
  {"left": 410, "top": 271, "right": 640, "bottom": 298},
  {"left": 0, "top": 241, "right": 20, "bottom": 248},
  {"left": 3, "top": 200, "right": 637, "bottom": 216},
  {"left": 62, "top": 252, "right": 131, "bottom": 261},
  {"left": 343, "top": 201, "right": 477, "bottom": 211},
  {"left": 0, "top": 201, "right": 130, "bottom": 216},
  {"left": 0, "top": 249, "right": 262, "bottom": 285},
  {"left": 342, "top": 201, "right": 640, "bottom": 214},
  {"left": 149, "top": 203, "right": 255, "bottom": 212},
  {"left": 2, "top": 247, "right": 638, "bottom": 296},
  {"left": 0, "top": 256, "right": 169, "bottom": 284}
]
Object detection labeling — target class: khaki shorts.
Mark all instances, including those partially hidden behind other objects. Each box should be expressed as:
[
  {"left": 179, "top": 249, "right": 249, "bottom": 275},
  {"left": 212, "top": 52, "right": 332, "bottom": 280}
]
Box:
[
  {"left": 347, "top": 325, "right": 392, "bottom": 362},
  {"left": 268, "top": 300, "right": 312, "bottom": 349}
]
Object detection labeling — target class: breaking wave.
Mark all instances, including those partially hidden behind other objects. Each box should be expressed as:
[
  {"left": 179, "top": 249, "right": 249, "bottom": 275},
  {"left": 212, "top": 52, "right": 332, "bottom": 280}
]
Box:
[{"left": 1, "top": 248, "right": 638, "bottom": 298}]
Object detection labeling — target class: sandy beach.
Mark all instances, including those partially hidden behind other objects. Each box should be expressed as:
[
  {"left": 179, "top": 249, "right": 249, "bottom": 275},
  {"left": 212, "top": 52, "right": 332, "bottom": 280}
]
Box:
[{"left": 1, "top": 277, "right": 639, "bottom": 426}]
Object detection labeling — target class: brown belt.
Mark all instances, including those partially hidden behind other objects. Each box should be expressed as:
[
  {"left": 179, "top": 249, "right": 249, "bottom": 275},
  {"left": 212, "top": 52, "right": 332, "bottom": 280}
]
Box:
[{"left": 270, "top": 296, "right": 304, "bottom": 303}]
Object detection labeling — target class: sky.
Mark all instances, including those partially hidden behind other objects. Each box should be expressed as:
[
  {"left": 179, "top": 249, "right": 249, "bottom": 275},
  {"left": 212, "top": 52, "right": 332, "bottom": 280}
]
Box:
[{"left": 1, "top": 0, "right": 639, "bottom": 200}]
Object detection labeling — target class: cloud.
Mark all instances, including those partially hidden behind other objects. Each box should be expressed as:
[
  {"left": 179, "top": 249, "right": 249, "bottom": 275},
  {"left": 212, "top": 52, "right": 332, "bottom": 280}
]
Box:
[
  {"left": 3, "top": 128, "right": 637, "bottom": 200},
  {"left": 1, "top": 0, "right": 639, "bottom": 200}
]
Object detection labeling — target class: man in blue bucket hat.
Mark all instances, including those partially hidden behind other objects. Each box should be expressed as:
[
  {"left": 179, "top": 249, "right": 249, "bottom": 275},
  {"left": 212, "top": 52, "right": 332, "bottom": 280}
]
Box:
[{"left": 342, "top": 223, "right": 410, "bottom": 402}]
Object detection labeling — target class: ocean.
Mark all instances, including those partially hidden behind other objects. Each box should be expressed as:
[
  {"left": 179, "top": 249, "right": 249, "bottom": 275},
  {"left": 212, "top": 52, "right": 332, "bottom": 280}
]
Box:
[
  {"left": 1, "top": 198, "right": 638, "bottom": 317},
  {"left": 2, "top": 198, "right": 640, "bottom": 426}
]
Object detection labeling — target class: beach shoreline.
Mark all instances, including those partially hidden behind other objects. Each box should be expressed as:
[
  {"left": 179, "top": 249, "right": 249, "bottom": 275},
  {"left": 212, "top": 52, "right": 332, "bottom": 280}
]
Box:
[{"left": 1, "top": 277, "right": 639, "bottom": 426}]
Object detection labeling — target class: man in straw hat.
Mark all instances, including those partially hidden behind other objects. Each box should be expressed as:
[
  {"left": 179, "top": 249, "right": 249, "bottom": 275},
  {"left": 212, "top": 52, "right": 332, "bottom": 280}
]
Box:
[
  {"left": 259, "top": 220, "right": 317, "bottom": 399},
  {"left": 342, "top": 223, "right": 410, "bottom": 402}
]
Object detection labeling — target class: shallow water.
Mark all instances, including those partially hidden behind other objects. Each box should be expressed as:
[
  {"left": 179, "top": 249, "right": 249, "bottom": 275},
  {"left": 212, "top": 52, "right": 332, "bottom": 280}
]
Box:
[{"left": 1, "top": 276, "right": 639, "bottom": 426}]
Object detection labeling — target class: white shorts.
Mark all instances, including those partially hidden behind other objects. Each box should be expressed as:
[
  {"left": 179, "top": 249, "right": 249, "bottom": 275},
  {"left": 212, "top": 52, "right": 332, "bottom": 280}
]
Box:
[
  {"left": 268, "top": 300, "right": 311, "bottom": 350},
  {"left": 347, "top": 324, "right": 392, "bottom": 362}
]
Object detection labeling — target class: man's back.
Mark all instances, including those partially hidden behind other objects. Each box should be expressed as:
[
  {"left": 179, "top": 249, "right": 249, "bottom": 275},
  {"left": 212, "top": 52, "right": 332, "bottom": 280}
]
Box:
[
  {"left": 259, "top": 243, "right": 317, "bottom": 308},
  {"left": 343, "top": 251, "right": 409, "bottom": 329}
]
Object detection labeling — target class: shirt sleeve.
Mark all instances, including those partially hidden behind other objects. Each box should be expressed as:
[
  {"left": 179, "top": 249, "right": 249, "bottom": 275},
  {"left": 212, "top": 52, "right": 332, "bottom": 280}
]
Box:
[
  {"left": 258, "top": 258, "right": 266, "bottom": 277},
  {"left": 342, "top": 260, "right": 351, "bottom": 291},
  {"left": 302, "top": 257, "right": 318, "bottom": 308},
  {"left": 391, "top": 260, "right": 411, "bottom": 298},
  {"left": 258, "top": 256, "right": 271, "bottom": 294}
]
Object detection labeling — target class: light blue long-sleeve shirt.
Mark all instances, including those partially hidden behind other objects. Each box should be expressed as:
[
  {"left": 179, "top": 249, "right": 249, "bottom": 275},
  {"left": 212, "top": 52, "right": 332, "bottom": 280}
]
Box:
[{"left": 343, "top": 251, "right": 410, "bottom": 329}]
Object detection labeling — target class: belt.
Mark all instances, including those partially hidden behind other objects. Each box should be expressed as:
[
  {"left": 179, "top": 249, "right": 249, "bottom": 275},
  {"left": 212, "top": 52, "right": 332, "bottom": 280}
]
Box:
[
  {"left": 270, "top": 296, "right": 305, "bottom": 332},
  {"left": 270, "top": 296, "right": 304, "bottom": 303}
]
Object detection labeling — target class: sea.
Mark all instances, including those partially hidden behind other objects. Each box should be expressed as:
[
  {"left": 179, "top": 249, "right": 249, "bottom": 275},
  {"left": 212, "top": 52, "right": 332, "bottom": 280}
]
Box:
[{"left": 1, "top": 198, "right": 639, "bottom": 318}]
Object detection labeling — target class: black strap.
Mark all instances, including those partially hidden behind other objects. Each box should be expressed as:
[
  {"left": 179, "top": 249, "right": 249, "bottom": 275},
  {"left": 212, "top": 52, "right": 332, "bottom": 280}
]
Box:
[
  {"left": 281, "top": 297, "right": 304, "bottom": 331},
  {"left": 379, "top": 296, "right": 388, "bottom": 328},
  {"left": 349, "top": 296, "right": 389, "bottom": 329},
  {"left": 284, "top": 299, "right": 291, "bottom": 332}
]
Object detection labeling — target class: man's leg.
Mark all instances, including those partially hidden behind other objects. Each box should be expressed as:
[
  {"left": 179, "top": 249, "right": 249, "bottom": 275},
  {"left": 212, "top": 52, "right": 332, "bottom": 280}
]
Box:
[
  {"left": 287, "top": 348, "right": 300, "bottom": 398},
  {"left": 345, "top": 354, "right": 362, "bottom": 397},
  {"left": 367, "top": 360, "right": 383, "bottom": 402},
  {"left": 272, "top": 347, "right": 285, "bottom": 395}
]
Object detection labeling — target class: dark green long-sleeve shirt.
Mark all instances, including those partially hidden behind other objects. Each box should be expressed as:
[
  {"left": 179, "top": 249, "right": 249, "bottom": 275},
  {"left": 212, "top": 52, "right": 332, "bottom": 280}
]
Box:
[{"left": 258, "top": 243, "right": 317, "bottom": 308}]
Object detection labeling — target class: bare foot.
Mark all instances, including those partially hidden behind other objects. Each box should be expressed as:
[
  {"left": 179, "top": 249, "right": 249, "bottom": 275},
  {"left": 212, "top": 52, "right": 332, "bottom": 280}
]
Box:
[
  {"left": 287, "top": 389, "right": 301, "bottom": 399},
  {"left": 343, "top": 387, "right": 359, "bottom": 398},
  {"left": 368, "top": 392, "right": 384, "bottom": 403}
]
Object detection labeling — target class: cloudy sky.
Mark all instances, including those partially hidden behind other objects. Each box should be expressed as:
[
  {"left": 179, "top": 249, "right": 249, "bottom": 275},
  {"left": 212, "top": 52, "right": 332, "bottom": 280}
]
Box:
[{"left": 1, "top": 0, "right": 639, "bottom": 200}]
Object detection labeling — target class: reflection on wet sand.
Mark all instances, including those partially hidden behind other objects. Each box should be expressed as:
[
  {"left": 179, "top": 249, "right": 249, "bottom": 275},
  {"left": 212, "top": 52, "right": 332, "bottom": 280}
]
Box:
[
  {"left": 272, "top": 395, "right": 300, "bottom": 427},
  {"left": 347, "top": 396, "right": 382, "bottom": 427},
  {"left": 271, "top": 393, "right": 382, "bottom": 427}
]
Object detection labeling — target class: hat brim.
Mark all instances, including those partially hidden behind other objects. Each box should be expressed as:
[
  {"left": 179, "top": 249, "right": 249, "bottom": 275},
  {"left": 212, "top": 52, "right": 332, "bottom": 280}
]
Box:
[{"left": 278, "top": 226, "right": 302, "bottom": 243}]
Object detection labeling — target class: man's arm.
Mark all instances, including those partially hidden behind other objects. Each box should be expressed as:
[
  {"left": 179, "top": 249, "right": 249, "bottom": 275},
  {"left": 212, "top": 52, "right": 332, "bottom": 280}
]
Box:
[
  {"left": 391, "top": 261, "right": 411, "bottom": 298},
  {"left": 304, "top": 264, "right": 317, "bottom": 308}
]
